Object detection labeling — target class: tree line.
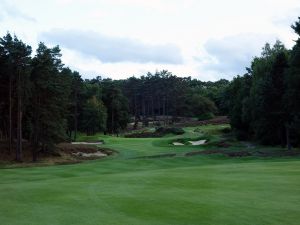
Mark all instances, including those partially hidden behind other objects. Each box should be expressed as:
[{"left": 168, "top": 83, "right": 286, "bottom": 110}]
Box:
[
  {"left": 224, "top": 18, "right": 300, "bottom": 149},
  {"left": 0, "top": 34, "right": 226, "bottom": 161},
  {"left": 2, "top": 17, "right": 299, "bottom": 162}
]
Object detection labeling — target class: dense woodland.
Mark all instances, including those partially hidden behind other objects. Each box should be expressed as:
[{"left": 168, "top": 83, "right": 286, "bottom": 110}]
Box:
[
  {"left": 0, "top": 18, "right": 300, "bottom": 161},
  {"left": 0, "top": 34, "right": 227, "bottom": 161},
  {"left": 225, "top": 19, "right": 300, "bottom": 148}
]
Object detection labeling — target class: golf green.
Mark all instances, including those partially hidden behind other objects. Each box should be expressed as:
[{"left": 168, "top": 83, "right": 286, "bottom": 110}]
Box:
[{"left": 1, "top": 127, "right": 300, "bottom": 225}]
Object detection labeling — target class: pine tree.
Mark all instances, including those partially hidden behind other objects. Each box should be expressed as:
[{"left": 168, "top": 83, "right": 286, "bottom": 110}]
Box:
[
  {"left": 30, "top": 43, "right": 70, "bottom": 161},
  {"left": 285, "top": 17, "right": 300, "bottom": 147},
  {"left": 0, "top": 33, "right": 32, "bottom": 161}
]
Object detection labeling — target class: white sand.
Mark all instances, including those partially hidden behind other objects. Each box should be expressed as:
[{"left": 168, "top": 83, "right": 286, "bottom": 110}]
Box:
[
  {"left": 71, "top": 142, "right": 103, "bottom": 145},
  {"left": 188, "top": 140, "right": 206, "bottom": 145},
  {"left": 173, "top": 142, "right": 185, "bottom": 146},
  {"left": 72, "top": 151, "right": 107, "bottom": 157}
]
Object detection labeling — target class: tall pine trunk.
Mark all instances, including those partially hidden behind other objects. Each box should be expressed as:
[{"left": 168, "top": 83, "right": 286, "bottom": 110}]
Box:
[
  {"left": 163, "top": 97, "right": 166, "bottom": 126},
  {"left": 74, "top": 92, "right": 78, "bottom": 141},
  {"left": 9, "top": 75, "right": 12, "bottom": 153},
  {"left": 151, "top": 96, "right": 154, "bottom": 120},
  {"left": 32, "top": 119, "right": 38, "bottom": 162},
  {"left": 32, "top": 97, "right": 40, "bottom": 162},
  {"left": 286, "top": 124, "right": 292, "bottom": 151},
  {"left": 111, "top": 108, "right": 114, "bottom": 134},
  {"left": 133, "top": 94, "right": 138, "bottom": 129},
  {"left": 16, "top": 70, "right": 22, "bottom": 161}
]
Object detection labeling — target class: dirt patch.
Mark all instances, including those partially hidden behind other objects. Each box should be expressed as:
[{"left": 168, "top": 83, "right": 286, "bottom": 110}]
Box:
[
  {"left": 125, "top": 127, "right": 185, "bottom": 138},
  {"left": 185, "top": 148, "right": 300, "bottom": 158},
  {"left": 57, "top": 143, "right": 98, "bottom": 153},
  {"left": 175, "top": 116, "right": 229, "bottom": 127},
  {"left": 58, "top": 143, "right": 115, "bottom": 160},
  {"left": 226, "top": 151, "right": 251, "bottom": 157},
  {"left": 255, "top": 150, "right": 300, "bottom": 157},
  {"left": 124, "top": 132, "right": 163, "bottom": 138},
  {"left": 0, "top": 142, "right": 116, "bottom": 167},
  {"left": 72, "top": 151, "right": 107, "bottom": 158},
  {"left": 185, "top": 149, "right": 223, "bottom": 156},
  {"left": 132, "top": 153, "right": 176, "bottom": 159},
  {"left": 217, "top": 141, "right": 231, "bottom": 148}
]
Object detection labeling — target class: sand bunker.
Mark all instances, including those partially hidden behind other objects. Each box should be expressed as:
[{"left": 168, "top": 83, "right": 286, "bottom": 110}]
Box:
[
  {"left": 188, "top": 140, "right": 206, "bottom": 145},
  {"left": 173, "top": 140, "right": 207, "bottom": 146},
  {"left": 71, "top": 142, "right": 103, "bottom": 145},
  {"left": 173, "top": 142, "right": 185, "bottom": 146},
  {"left": 72, "top": 151, "right": 107, "bottom": 158}
]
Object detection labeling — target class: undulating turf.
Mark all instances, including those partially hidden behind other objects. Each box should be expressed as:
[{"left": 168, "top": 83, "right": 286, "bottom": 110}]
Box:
[{"left": 1, "top": 125, "right": 300, "bottom": 225}]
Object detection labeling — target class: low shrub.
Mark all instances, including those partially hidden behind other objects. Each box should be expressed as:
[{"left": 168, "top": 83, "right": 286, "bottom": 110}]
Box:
[
  {"left": 198, "top": 112, "right": 214, "bottom": 121},
  {"left": 125, "top": 127, "right": 185, "bottom": 138},
  {"left": 221, "top": 127, "right": 231, "bottom": 134},
  {"left": 124, "top": 132, "right": 163, "bottom": 138},
  {"left": 155, "top": 127, "right": 185, "bottom": 135}
]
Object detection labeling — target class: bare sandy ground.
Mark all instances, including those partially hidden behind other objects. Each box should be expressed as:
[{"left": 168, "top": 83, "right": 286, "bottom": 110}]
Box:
[
  {"left": 71, "top": 142, "right": 103, "bottom": 145},
  {"left": 173, "top": 142, "right": 185, "bottom": 146},
  {"left": 173, "top": 140, "right": 206, "bottom": 146},
  {"left": 188, "top": 140, "right": 206, "bottom": 145},
  {"left": 71, "top": 151, "right": 107, "bottom": 157}
]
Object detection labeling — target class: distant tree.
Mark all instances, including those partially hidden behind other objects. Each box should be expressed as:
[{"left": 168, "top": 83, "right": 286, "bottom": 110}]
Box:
[
  {"left": 82, "top": 96, "right": 107, "bottom": 135},
  {"left": 64, "top": 69, "right": 83, "bottom": 141},
  {"left": 102, "top": 80, "right": 129, "bottom": 134},
  {"left": 225, "top": 74, "right": 252, "bottom": 139},
  {"left": 188, "top": 94, "right": 217, "bottom": 120}
]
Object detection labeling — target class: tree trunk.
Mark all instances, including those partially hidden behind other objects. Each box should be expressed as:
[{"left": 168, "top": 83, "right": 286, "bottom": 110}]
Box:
[
  {"left": 9, "top": 75, "right": 12, "bottom": 153},
  {"left": 151, "top": 96, "right": 155, "bottom": 120},
  {"left": 111, "top": 108, "right": 114, "bottom": 134},
  {"left": 286, "top": 124, "right": 292, "bottom": 151},
  {"left": 32, "top": 105, "right": 39, "bottom": 162},
  {"left": 32, "top": 125, "right": 38, "bottom": 162},
  {"left": 16, "top": 70, "right": 22, "bottom": 162},
  {"left": 133, "top": 94, "right": 138, "bottom": 129},
  {"left": 32, "top": 133, "right": 38, "bottom": 162},
  {"left": 74, "top": 92, "right": 78, "bottom": 141},
  {"left": 163, "top": 97, "right": 166, "bottom": 126}
]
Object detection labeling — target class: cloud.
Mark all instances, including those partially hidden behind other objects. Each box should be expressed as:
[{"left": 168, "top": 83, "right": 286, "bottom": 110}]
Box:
[
  {"left": 200, "top": 33, "right": 278, "bottom": 76},
  {"left": 272, "top": 8, "right": 300, "bottom": 28},
  {"left": 40, "top": 29, "right": 183, "bottom": 64},
  {"left": 1, "top": 0, "right": 36, "bottom": 22}
]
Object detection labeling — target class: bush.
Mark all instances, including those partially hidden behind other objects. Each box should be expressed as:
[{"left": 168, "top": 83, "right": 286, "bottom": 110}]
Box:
[
  {"left": 221, "top": 127, "right": 231, "bottom": 134},
  {"left": 155, "top": 127, "right": 185, "bottom": 135},
  {"left": 125, "top": 127, "right": 185, "bottom": 138},
  {"left": 198, "top": 113, "right": 214, "bottom": 121},
  {"left": 124, "top": 132, "right": 162, "bottom": 138}
]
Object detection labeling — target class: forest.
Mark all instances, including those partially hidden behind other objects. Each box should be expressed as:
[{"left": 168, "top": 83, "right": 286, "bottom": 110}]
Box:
[{"left": 0, "top": 18, "right": 300, "bottom": 163}]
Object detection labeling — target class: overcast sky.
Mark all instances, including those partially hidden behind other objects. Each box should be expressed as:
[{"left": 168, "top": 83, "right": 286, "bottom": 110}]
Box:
[{"left": 0, "top": 0, "right": 299, "bottom": 80}]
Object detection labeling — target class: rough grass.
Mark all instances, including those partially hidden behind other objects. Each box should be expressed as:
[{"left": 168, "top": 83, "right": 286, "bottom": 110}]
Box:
[{"left": 1, "top": 124, "right": 300, "bottom": 225}]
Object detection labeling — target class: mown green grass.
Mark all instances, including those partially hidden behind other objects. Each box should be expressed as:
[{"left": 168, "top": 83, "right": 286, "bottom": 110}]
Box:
[{"left": 1, "top": 124, "right": 300, "bottom": 225}]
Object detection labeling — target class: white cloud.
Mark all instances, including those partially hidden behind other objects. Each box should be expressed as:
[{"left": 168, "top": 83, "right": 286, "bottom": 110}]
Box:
[
  {"left": 40, "top": 29, "right": 183, "bottom": 64},
  {"left": 1, "top": 0, "right": 300, "bottom": 81},
  {"left": 200, "top": 33, "right": 279, "bottom": 76},
  {"left": 1, "top": 0, "right": 36, "bottom": 22}
]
